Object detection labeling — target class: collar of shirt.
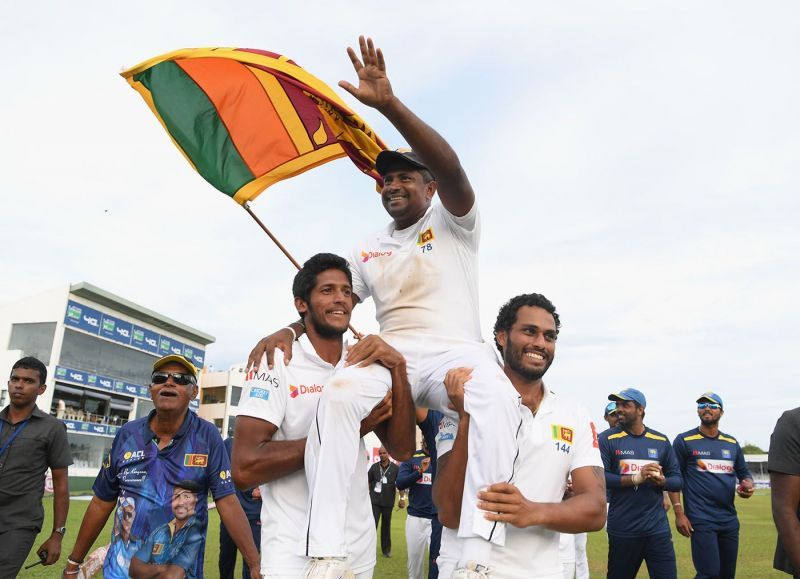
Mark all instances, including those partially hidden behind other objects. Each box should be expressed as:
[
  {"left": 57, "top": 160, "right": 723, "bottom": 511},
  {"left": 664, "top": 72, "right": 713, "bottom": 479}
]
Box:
[
  {"left": 142, "top": 408, "right": 195, "bottom": 445},
  {"left": 0, "top": 405, "right": 48, "bottom": 425},
  {"left": 297, "top": 334, "right": 346, "bottom": 370}
]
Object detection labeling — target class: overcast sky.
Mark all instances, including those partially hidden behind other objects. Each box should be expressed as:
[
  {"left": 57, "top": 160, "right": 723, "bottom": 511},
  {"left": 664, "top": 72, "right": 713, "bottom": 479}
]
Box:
[{"left": 2, "top": 1, "right": 798, "bottom": 448}]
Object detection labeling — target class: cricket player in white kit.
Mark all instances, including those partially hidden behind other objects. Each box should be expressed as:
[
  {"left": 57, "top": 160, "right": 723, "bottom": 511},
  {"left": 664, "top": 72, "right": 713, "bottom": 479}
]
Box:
[
  {"left": 233, "top": 253, "right": 415, "bottom": 578},
  {"left": 434, "top": 294, "right": 607, "bottom": 579},
  {"left": 248, "top": 36, "right": 521, "bottom": 576}
]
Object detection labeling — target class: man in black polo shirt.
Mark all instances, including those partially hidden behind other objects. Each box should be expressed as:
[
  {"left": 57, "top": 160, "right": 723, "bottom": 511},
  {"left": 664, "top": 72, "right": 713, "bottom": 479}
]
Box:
[{"left": 0, "top": 356, "right": 73, "bottom": 577}]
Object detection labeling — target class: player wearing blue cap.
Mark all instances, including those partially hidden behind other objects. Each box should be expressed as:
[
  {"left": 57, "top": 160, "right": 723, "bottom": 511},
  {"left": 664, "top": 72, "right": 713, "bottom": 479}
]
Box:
[
  {"left": 669, "top": 392, "right": 754, "bottom": 579},
  {"left": 599, "top": 388, "right": 682, "bottom": 579}
]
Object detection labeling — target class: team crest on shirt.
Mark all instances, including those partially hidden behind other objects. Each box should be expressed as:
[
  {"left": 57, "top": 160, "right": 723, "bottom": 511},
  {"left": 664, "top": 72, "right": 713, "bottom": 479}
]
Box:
[
  {"left": 152, "top": 543, "right": 164, "bottom": 555},
  {"left": 551, "top": 425, "right": 574, "bottom": 444},
  {"left": 722, "top": 449, "right": 732, "bottom": 459},
  {"left": 417, "top": 227, "right": 435, "bottom": 246},
  {"left": 647, "top": 448, "right": 659, "bottom": 459},
  {"left": 184, "top": 454, "right": 208, "bottom": 467}
]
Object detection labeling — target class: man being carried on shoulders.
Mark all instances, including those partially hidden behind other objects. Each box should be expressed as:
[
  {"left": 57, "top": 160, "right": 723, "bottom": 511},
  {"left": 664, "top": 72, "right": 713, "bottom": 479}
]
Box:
[{"left": 248, "top": 36, "right": 521, "bottom": 577}]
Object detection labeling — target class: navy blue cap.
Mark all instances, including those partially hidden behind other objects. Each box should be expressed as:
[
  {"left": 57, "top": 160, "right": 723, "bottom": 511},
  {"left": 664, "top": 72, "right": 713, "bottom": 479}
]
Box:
[
  {"left": 604, "top": 402, "right": 617, "bottom": 416},
  {"left": 608, "top": 388, "right": 646, "bottom": 408}
]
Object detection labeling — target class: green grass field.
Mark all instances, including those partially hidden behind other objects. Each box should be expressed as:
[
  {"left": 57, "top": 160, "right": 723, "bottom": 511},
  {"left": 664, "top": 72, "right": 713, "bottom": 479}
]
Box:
[{"left": 20, "top": 491, "right": 781, "bottom": 577}]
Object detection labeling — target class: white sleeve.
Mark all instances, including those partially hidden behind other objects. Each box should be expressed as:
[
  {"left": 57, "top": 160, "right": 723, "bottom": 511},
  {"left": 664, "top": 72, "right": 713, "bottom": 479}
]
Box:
[
  {"left": 570, "top": 405, "right": 604, "bottom": 472},
  {"left": 236, "top": 351, "right": 288, "bottom": 428},
  {"left": 347, "top": 246, "right": 370, "bottom": 302},
  {"left": 434, "top": 414, "right": 459, "bottom": 458},
  {"left": 437, "top": 202, "right": 480, "bottom": 252}
]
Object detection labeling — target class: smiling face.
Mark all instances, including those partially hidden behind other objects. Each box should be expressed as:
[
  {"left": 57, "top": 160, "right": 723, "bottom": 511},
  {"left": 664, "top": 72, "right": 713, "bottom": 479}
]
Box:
[
  {"left": 496, "top": 305, "right": 557, "bottom": 382},
  {"left": 295, "top": 269, "right": 353, "bottom": 339},
  {"left": 380, "top": 165, "right": 436, "bottom": 229},
  {"left": 149, "top": 362, "right": 197, "bottom": 412},
  {"left": 171, "top": 487, "right": 197, "bottom": 521},
  {"left": 7, "top": 367, "right": 46, "bottom": 411}
]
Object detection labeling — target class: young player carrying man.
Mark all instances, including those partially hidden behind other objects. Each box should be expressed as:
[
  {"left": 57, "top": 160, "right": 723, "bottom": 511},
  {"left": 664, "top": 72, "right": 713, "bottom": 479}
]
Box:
[{"left": 233, "top": 253, "right": 414, "bottom": 578}]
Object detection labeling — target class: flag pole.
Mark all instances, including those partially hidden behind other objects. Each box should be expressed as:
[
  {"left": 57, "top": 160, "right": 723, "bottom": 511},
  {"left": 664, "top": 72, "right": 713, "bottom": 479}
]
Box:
[{"left": 242, "top": 202, "right": 361, "bottom": 338}]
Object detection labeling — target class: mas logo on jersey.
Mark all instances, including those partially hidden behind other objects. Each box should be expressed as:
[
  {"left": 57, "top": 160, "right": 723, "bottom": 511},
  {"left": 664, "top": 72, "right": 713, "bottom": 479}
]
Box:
[
  {"left": 615, "top": 449, "right": 634, "bottom": 455},
  {"left": 551, "top": 425, "right": 574, "bottom": 444},
  {"left": 249, "top": 387, "right": 270, "bottom": 401},
  {"left": 692, "top": 449, "right": 711, "bottom": 456},
  {"left": 647, "top": 448, "right": 659, "bottom": 459},
  {"left": 722, "top": 449, "right": 732, "bottom": 459},
  {"left": 184, "top": 454, "right": 208, "bottom": 467},
  {"left": 290, "top": 383, "right": 324, "bottom": 398},
  {"left": 246, "top": 369, "right": 280, "bottom": 388},
  {"left": 437, "top": 416, "right": 457, "bottom": 442},
  {"left": 417, "top": 227, "right": 435, "bottom": 246},
  {"left": 361, "top": 250, "right": 393, "bottom": 263}
]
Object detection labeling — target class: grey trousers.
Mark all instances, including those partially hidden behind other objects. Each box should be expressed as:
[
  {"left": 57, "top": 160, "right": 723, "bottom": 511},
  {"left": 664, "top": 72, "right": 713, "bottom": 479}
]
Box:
[{"left": 0, "top": 528, "right": 39, "bottom": 579}]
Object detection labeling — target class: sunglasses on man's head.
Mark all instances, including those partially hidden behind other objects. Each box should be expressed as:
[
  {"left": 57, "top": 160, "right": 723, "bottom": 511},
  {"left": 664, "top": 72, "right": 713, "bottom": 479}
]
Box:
[
  {"left": 697, "top": 403, "right": 721, "bottom": 410},
  {"left": 151, "top": 372, "right": 196, "bottom": 386}
]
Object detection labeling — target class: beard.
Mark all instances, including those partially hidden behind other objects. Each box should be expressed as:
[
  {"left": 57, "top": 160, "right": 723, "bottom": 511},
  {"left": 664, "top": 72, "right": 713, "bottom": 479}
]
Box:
[
  {"left": 308, "top": 309, "right": 348, "bottom": 339},
  {"left": 504, "top": 339, "right": 553, "bottom": 381}
]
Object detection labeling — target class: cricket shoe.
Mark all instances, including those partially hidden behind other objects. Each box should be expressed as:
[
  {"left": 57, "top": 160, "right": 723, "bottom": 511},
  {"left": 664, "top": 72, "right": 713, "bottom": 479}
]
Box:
[
  {"left": 451, "top": 561, "right": 492, "bottom": 578},
  {"left": 302, "top": 557, "right": 355, "bottom": 579}
]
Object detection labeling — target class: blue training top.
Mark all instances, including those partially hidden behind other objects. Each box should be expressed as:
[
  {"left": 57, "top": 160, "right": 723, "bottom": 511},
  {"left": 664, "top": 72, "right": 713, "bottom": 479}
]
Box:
[
  {"left": 396, "top": 410, "right": 442, "bottom": 519},
  {"left": 672, "top": 427, "right": 752, "bottom": 529},
  {"left": 93, "top": 410, "right": 234, "bottom": 578},
  {"left": 223, "top": 437, "right": 262, "bottom": 521},
  {"left": 600, "top": 425, "right": 682, "bottom": 538}
]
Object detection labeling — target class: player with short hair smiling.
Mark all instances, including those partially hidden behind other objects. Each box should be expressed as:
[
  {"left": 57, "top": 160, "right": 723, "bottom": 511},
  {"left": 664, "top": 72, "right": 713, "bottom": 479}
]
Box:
[
  {"left": 233, "top": 253, "right": 413, "bottom": 578},
  {"left": 434, "top": 293, "right": 606, "bottom": 578},
  {"left": 669, "top": 392, "right": 753, "bottom": 579},
  {"left": 599, "top": 388, "right": 682, "bottom": 579}
]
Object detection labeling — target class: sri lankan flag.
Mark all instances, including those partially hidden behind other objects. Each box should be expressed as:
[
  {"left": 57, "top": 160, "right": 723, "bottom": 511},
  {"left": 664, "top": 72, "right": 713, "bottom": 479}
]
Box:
[
  {"left": 121, "top": 48, "right": 388, "bottom": 204},
  {"left": 552, "top": 424, "right": 574, "bottom": 444}
]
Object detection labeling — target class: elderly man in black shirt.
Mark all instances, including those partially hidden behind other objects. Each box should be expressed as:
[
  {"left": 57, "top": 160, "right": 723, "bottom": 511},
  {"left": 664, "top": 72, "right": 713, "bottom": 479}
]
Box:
[
  {"left": 0, "top": 356, "right": 72, "bottom": 577},
  {"left": 368, "top": 446, "right": 400, "bottom": 558}
]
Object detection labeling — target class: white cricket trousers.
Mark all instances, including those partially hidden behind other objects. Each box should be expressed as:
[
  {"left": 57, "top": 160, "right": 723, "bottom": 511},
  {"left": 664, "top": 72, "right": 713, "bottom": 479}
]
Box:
[
  {"left": 303, "top": 335, "right": 520, "bottom": 567},
  {"left": 406, "top": 514, "right": 433, "bottom": 579}
]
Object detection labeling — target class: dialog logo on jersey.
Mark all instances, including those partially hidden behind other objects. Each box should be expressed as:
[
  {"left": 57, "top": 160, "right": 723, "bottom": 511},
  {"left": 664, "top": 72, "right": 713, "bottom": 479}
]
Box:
[
  {"left": 289, "top": 384, "right": 324, "bottom": 398},
  {"left": 696, "top": 459, "right": 734, "bottom": 474},
  {"left": 184, "top": 454, "right": 208, "bottom": 467},
  {"left": 551, "top": 425, "right": 574, "bottom": 444},
  {"left": 417, "top": 227, "right": 435, "bottom": 246},
  {"left": 361, "top": 250, "right": 393, "bottom": 263},
  {"left": 619, "top": 459, "right": 654, "bottom": 474}
]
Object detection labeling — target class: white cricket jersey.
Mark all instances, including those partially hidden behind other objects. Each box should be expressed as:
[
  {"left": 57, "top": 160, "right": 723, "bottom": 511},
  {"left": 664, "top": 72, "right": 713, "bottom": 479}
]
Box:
[
  {"left": 348, "top": 201, "right": 481, "bottom": 342},
  {"left": 236, "top": 336, "right": 375, "bottom": 576},
  {"left": 439, "top": 388, "right": 603, "bottom": 578}
]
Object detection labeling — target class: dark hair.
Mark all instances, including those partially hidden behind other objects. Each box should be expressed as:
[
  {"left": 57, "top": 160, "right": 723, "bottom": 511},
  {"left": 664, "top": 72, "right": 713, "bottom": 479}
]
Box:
[
  {"left": 12, "top": 356, "right": 47, "bottom": 385},
  {"left": 493, "top": 293, "right": 561, "bottom": 354},
  {"left": 418, "top": 168, "right": 435, "bottom": 184},
  {"left": 292, "top": 253, "right": 352, "bottom": 304},
  {"left": 174, "top": 479, "right": 202, "bottom": 493}
]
